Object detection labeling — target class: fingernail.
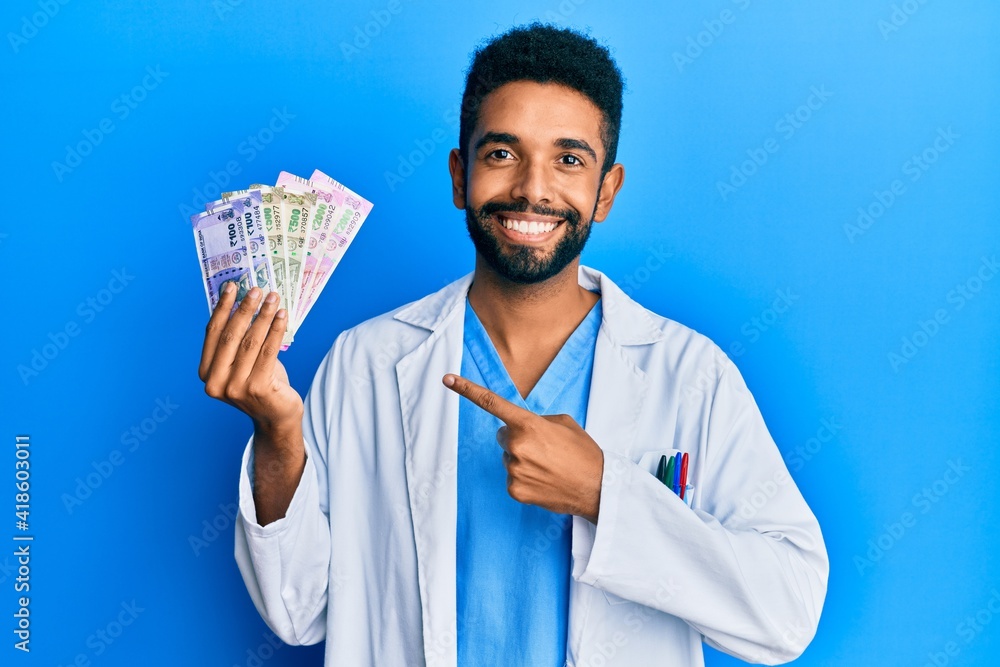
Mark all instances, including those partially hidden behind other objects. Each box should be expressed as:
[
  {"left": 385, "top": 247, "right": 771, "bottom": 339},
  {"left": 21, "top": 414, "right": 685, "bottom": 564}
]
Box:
[
  {"left": 265, "top": 291, "right": 278, "bottom": 304},
  {"left": 443, "top": 375, "right": 455, "bottom": 387},
  {"left": 248, "top": 287, "right": 261, "bottom": 300},
  {"left": 275, "top": 309, "right": 287, "bottom": 320},
  {"left": 224, "top": 282, "right": 236, "bottom": 294}
]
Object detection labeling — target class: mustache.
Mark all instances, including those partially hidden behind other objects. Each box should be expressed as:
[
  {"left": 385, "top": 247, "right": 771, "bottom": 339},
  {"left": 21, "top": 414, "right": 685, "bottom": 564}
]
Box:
[{"left": 477, "top": 201, "right": 580, "bottom": 226}]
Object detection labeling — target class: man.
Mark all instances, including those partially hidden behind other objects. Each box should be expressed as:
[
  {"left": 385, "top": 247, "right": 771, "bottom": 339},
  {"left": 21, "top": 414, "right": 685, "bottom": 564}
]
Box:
[{"left": 199, "top": 23, "right": 828, "bottom": 667}]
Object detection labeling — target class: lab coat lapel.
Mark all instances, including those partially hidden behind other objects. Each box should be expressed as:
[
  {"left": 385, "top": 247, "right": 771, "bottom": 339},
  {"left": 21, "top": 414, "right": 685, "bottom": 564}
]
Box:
[
  {"left": 394, "top": 272, "right": 473, "bottom": 667},
  {"left": 569, "top": 324, "right": 651, "bottom": 568},
  {"left": 571, "top": 267, "right": 660, "bottom": 586}
]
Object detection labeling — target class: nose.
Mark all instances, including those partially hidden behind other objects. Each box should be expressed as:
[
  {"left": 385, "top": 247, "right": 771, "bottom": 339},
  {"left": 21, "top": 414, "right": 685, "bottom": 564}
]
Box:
[{"left": 509, "top": 157, "right": 554, "bottom": 207}]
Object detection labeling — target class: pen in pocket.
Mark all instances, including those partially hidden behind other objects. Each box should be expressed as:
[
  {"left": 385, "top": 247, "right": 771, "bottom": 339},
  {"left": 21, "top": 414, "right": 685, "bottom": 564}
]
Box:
[{"left": 657, "top": 453, "right": 693, "bottom": 506}]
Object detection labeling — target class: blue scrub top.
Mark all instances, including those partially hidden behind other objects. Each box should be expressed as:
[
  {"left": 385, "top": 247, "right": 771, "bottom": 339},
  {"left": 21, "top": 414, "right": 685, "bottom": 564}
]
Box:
[{"left": 457, "top": 291, "right": 603, "bottom": 666}]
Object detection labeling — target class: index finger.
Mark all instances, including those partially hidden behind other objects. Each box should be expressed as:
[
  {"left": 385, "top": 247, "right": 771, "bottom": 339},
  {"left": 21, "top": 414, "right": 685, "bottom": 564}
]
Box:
[
  {"left": 199, "top": 281, "right": 238, "bottom": 382},
  {"left": 442, "top": 374, "right": 535, "bottom": 426}
]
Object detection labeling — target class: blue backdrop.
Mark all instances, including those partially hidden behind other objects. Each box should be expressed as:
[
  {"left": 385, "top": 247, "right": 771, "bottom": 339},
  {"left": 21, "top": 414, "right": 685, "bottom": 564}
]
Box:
[{"left": 3, "top": 0, "right": 998, "bottom": 665}]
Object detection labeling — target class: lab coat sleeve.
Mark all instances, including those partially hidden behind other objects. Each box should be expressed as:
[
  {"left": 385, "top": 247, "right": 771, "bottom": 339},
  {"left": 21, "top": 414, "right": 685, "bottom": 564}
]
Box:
[
  {"left": 573, "top": 358, "right": 829, "bottom": 665},
  {"left": 234, "top": 339, "right": 342, "bottom": 646}
]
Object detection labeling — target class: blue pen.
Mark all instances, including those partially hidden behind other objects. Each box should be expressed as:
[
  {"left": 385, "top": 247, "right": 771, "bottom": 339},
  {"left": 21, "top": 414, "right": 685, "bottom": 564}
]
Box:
[{"left": 672, "top": 452, "right": 682, "bottom": 495}]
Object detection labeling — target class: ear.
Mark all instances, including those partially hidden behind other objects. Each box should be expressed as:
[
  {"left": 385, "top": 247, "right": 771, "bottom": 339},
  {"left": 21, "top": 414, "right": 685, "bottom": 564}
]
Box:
[
  {"left": 448, "top": 148, "right": 467, "bottom": 210},
  {"left": 593, "top": 163, "right": 625, "bottom": 223}
]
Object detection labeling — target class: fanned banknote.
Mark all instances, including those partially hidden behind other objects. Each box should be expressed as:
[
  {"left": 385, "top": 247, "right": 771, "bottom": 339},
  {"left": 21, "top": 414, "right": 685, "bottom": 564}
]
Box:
[
  {"left": 190, "top": 168, "right": 373, "bottom": 349},
  {"left": 275, "top": 171, "right": 348, "bottom": 325},
  {"left": 208, "top": 191, "right": 276, "bottom": 296},
  {"left": 297, "top": 169, "right": 374, "bottom": 327},
  {"left": 191, "top": 206, "right": 256, "bottom": 315},
  {"left": 279, "top": 189, "right": 315, "bottom": 346},
  {"left": 248, "top": 185, "right": 291, "bottom": 316},
  {"left": 277, "top": 173, "right": 340, "bottom": 324}
]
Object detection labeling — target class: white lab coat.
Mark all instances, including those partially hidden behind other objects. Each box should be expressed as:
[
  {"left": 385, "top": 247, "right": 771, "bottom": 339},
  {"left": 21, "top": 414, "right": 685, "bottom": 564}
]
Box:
[{"left": 235, "top": 264, "right": 829, "bottom": 666}]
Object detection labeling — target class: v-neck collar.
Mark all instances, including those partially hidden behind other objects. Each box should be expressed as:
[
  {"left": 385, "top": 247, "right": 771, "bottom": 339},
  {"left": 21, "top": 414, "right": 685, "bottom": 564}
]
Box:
[{"left": 463, "top": 294, "right": 602, "bottom": 413}]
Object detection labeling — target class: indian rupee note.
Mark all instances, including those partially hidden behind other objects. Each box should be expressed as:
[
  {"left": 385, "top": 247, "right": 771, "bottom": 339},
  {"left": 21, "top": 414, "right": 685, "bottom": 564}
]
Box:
[
  {"left": 275, "top": 171, "right": 344, "bottom": 324},
  {"left": 245, "top": 184, "right": 292, "bottom": 316},
  {"left": 209, "top": 190, "right": 276, "bottom": 297},
  {"left": 191, "top": 205, "right": 256, "bottom": 316},
  {"left": 275, "top": 171, "right": 347, "bottom": 322},
  {"left": 295, "top": 169, "right": 375, "bottom": 327},
  {"left": 279, "top": 188, "right": 316, "bottom": 343}
]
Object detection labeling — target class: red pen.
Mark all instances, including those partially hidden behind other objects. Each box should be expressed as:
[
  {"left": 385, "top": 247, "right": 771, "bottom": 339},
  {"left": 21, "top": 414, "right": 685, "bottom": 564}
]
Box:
[{"left": 679, "top": 452, "right": 689, "bottom": 500}]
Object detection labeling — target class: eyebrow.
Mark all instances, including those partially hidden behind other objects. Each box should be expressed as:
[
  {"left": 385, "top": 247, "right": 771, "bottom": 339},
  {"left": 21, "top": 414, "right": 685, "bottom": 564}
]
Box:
[
  {"left": 554, "top": 137, "right": 598, "bottom": 162},
  {"left": 474, "top": 132, "right": 598, "bottom": 162},
  {"left": 474, "top": 131, "right": 518, "bottom": 152}
]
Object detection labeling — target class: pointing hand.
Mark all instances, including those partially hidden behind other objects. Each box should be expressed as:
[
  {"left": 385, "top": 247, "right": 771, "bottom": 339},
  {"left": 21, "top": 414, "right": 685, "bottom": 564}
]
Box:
[{"left": 443, "top": 373, "right": 604, "bottom": 523}]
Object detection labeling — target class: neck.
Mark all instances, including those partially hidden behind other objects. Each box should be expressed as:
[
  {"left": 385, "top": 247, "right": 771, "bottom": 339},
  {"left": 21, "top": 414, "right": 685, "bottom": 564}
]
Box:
[{"left": 466, "top": 254, "right": 600, "bottom": 353}]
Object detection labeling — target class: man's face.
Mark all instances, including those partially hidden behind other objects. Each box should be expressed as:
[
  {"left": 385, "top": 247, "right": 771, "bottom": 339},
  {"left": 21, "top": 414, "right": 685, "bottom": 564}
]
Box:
[{"left": 449, "top": 80, "right": 623, "bottom": 285}]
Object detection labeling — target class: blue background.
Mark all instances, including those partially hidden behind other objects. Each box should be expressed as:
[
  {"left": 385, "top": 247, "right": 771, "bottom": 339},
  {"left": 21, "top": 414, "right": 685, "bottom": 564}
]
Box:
[{"left": 3, "top": 0, "right": 998, "bottom": 665}]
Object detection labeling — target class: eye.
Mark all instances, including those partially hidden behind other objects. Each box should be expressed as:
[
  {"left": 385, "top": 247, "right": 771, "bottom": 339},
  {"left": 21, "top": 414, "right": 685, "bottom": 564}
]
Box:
[
  {"left": 487, "top": 148, "right": 512, "bottom": 160},
  {"left": 560, "top": 154, "right": 583, "bottom": 166}
]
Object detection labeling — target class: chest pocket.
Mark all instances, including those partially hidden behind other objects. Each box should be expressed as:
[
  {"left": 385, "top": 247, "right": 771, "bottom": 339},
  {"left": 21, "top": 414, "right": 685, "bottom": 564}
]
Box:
[{"left": 598, "top": 447, "right": 685, "bottom": 607}]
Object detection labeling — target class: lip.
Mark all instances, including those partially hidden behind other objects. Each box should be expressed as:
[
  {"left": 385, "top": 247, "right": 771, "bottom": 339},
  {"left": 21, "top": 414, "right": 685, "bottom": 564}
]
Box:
[{"left": 494, "top": 214, "right": 563, "bottom": 244}]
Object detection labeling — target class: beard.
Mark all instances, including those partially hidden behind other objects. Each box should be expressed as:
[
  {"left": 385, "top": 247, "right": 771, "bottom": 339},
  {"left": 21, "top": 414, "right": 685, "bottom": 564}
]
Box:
[{"left": 464, "top": 198, "right": 597, "bottom": 285}]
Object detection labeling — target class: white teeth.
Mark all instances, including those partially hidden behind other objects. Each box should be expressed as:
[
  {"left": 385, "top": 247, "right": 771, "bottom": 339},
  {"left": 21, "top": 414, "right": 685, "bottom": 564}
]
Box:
[{"left": 500, "top": 217, "right": 558, "bottom": 235}]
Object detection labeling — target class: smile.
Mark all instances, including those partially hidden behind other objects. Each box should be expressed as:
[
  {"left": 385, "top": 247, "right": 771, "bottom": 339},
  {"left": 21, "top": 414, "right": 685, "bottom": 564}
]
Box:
[{"left": 495, "top": 214, "right": 563, "bottom": 242}]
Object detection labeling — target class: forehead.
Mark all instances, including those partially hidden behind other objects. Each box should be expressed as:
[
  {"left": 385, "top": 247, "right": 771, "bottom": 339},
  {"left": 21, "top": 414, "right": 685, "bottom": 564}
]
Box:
[{"left": 473, "top": 80, "right": 604, "bottom": 147}]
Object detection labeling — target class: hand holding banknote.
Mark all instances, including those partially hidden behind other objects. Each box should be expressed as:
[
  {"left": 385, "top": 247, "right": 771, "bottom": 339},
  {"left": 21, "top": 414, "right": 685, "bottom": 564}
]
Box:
[
  {"left": 191, "top": 168, "right": 372, "bottom": 525},
  {"left": 199, "top": 283, "right": 302, "bottom": 429},
  {"left": 198, "top": 282, "right": 305, "bottom": 526}
]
